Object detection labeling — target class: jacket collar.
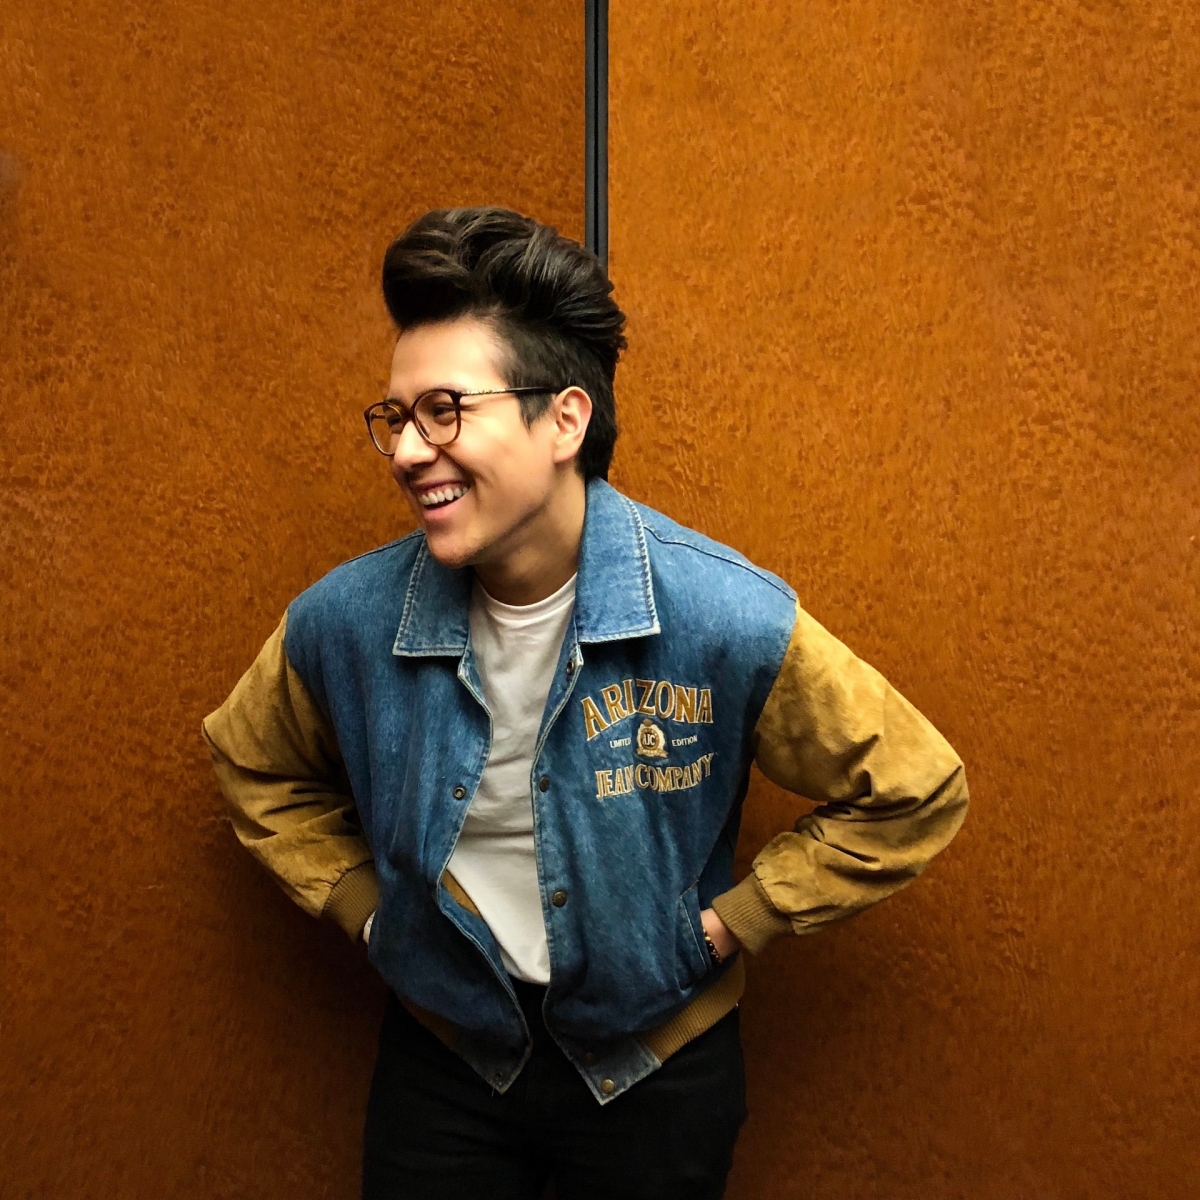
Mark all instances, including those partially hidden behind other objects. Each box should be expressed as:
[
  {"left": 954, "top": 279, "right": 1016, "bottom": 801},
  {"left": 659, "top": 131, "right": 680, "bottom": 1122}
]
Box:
[{"left": 393, "top": 478, "right": 660, "bottom": 657}]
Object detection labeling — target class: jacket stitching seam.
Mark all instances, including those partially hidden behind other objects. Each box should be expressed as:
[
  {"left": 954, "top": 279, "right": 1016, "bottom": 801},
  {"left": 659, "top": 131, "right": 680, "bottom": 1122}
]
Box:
[
  {"left": 641, "top": 526, "right": 796, "bottom": 600},
  {"left": 393, "top": 540, "right": 428, "bottom": 648},
  {"left": 617, "top": 492, "right": 661, "bottom": 633}
]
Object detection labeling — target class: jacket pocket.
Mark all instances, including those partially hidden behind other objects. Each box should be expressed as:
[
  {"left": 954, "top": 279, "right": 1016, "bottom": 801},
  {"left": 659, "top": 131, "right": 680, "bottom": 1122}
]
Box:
[{"left": 675, "top": 881, "right": 713, "bottom": 991}]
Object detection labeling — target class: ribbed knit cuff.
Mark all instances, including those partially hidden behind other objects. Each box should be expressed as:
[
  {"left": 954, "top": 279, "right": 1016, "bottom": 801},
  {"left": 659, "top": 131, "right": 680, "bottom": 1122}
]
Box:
[
  {"left": 323, "top": 861, "right": 380, "bottom": 941},
  {"left": 711, "top": 872, "right": 793, "bottom": 955}
]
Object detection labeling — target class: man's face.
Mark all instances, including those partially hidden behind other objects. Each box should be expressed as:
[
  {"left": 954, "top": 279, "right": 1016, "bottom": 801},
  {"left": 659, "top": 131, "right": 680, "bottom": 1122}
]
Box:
[{"left": 386, "top": 316, "right": 573, "bottom": 570}]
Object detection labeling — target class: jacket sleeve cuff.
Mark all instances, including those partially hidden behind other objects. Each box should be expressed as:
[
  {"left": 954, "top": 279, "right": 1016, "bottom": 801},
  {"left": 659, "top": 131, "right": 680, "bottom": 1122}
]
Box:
[
  {"left": 323, "top": 860, "right": 380, "bottom": 941},
  {"left": 710, "top": 872, "right": 793, "bottom": 955}
]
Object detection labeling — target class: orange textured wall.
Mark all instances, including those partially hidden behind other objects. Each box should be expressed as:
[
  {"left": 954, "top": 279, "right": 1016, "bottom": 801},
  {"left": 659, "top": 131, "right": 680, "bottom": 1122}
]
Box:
[
  {"left": 0, "top": 3, "right": 581, "bottom": 1195},
  {"left": 609, "top": 1, "right": 1198, "bottom": 1197}
]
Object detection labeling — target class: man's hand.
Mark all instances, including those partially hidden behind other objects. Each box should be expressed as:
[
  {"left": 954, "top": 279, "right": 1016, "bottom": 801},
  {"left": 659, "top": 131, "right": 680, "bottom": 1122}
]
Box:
[{"left": 700, "top": 907, "right": 741, "bottom": 962}]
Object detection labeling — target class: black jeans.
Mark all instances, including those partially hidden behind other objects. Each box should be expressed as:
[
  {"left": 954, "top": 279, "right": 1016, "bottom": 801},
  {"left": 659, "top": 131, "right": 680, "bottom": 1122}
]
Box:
[{"left": 362, "top": 982, "right": 747, "bottom": 1200}]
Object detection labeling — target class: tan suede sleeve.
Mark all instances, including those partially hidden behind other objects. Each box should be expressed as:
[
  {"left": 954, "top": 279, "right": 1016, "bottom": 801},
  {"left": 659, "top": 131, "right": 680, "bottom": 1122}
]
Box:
[
  {"left": 201, "top": 614, "right": 380, "bottom": 940},
  {"left": 711, "top": 603, "right": 968, "bottom": 954}
]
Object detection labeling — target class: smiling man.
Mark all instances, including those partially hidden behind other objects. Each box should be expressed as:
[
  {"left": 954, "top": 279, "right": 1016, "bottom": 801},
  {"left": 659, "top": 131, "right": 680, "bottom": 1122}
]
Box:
[
  {"left": 202, "top": 207, "right": 968, "bottom": 1200},
  {"left": 376, "top": 318, "right": 589, "bottom": 606}
]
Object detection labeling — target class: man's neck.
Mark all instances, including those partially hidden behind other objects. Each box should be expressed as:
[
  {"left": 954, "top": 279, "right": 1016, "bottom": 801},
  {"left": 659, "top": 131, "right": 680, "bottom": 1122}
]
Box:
[{"left": 473, "top": 473, "right": 587, "bottom": 606}]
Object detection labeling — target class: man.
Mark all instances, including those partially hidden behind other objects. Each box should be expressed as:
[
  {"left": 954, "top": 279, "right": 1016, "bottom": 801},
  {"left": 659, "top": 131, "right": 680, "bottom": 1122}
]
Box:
[{"left": 203, "top": 207, "right": 968, "bottom": 1199}]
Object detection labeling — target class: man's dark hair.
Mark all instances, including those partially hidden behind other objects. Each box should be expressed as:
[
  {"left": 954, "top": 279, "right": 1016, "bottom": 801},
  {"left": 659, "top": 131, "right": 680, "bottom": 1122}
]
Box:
[{"left": 381, "top": 207, "right": 626, "bottom": 480}]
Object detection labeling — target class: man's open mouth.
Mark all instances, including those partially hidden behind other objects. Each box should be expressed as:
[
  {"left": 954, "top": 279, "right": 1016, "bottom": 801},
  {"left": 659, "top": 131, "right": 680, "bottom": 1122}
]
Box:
[{"left": 417, "top": 483, "right": 470, "bottom": 510}]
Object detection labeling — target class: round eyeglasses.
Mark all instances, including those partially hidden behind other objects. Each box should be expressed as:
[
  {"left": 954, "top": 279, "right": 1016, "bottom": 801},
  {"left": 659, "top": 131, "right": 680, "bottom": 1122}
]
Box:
[{"left": 363, "top": 387, "right": 561, "bottom": 456}]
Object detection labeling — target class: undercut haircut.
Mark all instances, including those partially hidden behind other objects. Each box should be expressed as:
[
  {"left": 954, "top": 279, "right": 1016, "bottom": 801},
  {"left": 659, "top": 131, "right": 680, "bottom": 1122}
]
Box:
[{"left": 381, "top": 207, "right": 627, "bottom": 480}]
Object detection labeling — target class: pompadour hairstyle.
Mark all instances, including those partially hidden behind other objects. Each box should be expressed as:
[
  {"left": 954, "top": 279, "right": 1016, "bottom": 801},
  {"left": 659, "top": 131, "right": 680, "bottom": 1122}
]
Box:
[{"left": 380, "top": 207, "right": 627, "bottom": 480}]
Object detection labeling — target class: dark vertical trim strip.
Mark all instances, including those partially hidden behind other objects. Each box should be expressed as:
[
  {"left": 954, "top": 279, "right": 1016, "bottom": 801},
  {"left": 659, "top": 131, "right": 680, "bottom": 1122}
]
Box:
[{"left": 585, "top": 0, "right": 608, "bottom": 267}]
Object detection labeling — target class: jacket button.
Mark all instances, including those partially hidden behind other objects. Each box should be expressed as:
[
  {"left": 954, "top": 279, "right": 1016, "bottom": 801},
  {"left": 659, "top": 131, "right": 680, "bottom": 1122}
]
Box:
[
  {"left": 551, "top": 890, "right": 568, "bottom": 907},
  {"left": 538, "top": 776, "right": 550, "bottom": 792},
  {"left": 452, "top": 785, "right": 467, "bottom": 800},
  {"left": 566, "top": 659, "right": 575, "bottom": 676},
  {"left": 600, "top": 1078, "right": 615, "bottom": 1095}
]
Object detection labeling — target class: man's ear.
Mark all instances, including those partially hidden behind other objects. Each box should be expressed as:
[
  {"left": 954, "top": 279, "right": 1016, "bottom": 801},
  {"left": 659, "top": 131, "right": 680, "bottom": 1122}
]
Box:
[{"left": 551, "top": 386, "right": 592, "bottom": 466}]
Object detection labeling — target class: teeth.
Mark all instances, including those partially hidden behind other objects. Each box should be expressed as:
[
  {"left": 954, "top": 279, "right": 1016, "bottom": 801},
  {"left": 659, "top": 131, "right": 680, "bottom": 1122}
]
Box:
[{"left": 419, "top": 484, "right": 468, "bottom": 508}]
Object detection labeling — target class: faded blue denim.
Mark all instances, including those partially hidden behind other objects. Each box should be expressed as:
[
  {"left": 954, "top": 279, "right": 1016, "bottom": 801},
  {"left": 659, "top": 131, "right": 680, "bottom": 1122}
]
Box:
[{"left": 284, "top": 479, "right": 796, "bottom": 1102}]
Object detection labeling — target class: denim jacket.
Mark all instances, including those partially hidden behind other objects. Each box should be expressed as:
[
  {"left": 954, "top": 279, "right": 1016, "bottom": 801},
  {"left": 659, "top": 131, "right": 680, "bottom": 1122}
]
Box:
[{"left": 203, "top": 479, "right": 968, "bottom": 1103}]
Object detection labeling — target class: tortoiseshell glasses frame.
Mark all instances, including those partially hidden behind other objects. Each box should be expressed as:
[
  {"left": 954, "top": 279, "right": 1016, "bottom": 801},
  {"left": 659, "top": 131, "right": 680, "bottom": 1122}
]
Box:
[{"left": 363, "top": 387, "right": 561, "bottom": 455}]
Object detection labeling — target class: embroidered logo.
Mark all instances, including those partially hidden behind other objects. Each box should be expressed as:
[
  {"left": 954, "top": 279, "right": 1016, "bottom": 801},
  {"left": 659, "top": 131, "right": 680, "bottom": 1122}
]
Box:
[
  {"left": 594, "top": 753, "right": 715, "bottom": 799},
  {"left": 580, "top": 678, "right": 713, "bottom": 741},
  {"left": 635, "top": 719, "right": 668, "bottom": 759}
]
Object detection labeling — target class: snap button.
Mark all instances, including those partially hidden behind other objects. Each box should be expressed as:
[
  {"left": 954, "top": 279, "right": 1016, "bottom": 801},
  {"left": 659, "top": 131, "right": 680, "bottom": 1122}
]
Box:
[
  {"left": 600, "top": 1078, "right": 615, "bottom": 1095},
  {"left": 551, "top": 890, "right": 568, "bottom": 907},
  {"left": 493, "top": 1071, "right": 505, "bottom": 1085},
  {"left": 538, "top": 775, "right": 550, "bottom": 792},
  {"left": 583, "top": 1051, "right": 597, "bottom": 1066},
  {"left": 566, "top": 659, "right": 575, "bottom": 676},
  {"left": 452, "top": 785, "right": 467, "bottom": 801}
]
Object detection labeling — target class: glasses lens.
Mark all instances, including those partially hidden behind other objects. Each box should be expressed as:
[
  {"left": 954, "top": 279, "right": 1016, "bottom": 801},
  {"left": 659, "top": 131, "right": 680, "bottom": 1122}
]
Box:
[
  {"left": 413, "top": 391, "right": 459, "bottom": 445},
  {"left": 369, "top": 404, "right": 406, "bottom": 455}
]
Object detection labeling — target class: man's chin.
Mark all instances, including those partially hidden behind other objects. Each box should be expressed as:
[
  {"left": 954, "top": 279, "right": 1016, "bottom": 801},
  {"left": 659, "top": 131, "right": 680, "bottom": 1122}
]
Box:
[{"left": 421, "top": 529, "right": 479, "bottom": 571}]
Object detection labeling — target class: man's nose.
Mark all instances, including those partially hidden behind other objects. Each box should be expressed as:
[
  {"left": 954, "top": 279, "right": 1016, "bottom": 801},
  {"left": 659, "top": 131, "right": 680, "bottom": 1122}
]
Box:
[{"left": 390, "top": 417, "right": 438, "bottom": 471}]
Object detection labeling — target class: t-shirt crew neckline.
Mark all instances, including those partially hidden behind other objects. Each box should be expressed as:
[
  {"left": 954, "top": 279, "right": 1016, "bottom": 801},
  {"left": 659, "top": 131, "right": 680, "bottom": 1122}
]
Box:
[{"left": 474, "top": 572, "right": 578, "bottom": 622}]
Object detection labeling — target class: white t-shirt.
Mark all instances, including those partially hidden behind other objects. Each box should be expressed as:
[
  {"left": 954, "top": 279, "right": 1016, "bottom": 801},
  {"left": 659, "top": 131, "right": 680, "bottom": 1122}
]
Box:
[{"left": 440, "top": 572, "right": 577, "bottom": 983}]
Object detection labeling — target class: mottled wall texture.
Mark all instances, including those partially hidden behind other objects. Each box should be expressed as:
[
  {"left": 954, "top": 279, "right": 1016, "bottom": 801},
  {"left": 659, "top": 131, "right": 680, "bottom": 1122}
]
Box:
[
  {"left": 609, "top": 2, "right": 1198, "bottom": 1198},
  {"left": 0, "top": 2, "right": 581, "bottom": 1195}
]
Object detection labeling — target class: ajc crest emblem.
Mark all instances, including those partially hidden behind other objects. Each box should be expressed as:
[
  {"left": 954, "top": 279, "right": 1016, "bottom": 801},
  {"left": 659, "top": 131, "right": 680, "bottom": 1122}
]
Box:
[{"left": 635, "top": 719, "right": 668, "bottom": 759}]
